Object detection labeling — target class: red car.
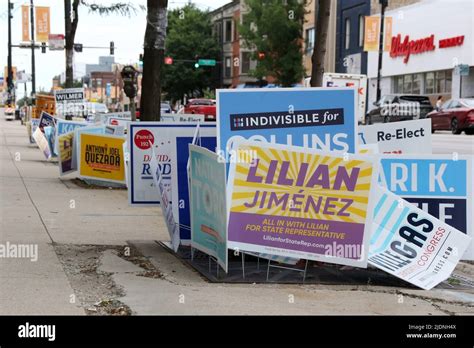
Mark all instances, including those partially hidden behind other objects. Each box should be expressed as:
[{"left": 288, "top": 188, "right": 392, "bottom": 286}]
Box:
[
  {"left": 427, "top": 98, "right": 474, "bottom": 134},
  {"left": 184, "top": 98, "right": 216, "bottom": 121}
]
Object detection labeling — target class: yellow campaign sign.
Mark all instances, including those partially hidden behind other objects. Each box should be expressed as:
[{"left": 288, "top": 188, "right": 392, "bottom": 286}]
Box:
[
  {"left": 35, "top": 7, "right": 50, "bottom": 42},
  {"left": 22, "top": 5, "right": 30, "bottom": 42},
  {"left": 58, "top": 132, "right": 75, "bottom": 176},
  {"left": 79, "top": 133, "right": 125, "bottom": 183},
  {"left": 227, "top": 142, "right": 378, "bottom": 268}
]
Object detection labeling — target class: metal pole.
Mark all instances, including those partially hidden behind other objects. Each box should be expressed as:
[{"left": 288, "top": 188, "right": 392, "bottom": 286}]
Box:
[
  {"left": 30, "top": 0, "right": 36, "bottom": 102},
  {"left": 7, "top": 0, "right": 14, "bottom": 105},
  {"left": 376, "top": 0, "right": 387, "bottom": 103}
]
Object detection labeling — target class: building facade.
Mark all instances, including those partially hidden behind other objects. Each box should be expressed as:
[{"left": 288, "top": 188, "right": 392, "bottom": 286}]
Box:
[
  {"left": 303, "top": 0, "right": 337, "bottom": 77},
  {"left": 211, "top": 0, "right": 259, "bottom": 88},
  {"left": 367, "top": 0, "right": 474, "bottom": 104}
]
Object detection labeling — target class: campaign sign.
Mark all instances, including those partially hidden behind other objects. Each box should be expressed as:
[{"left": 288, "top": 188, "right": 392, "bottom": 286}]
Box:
[
  {"left": 38, "top": 111, "right": 56, "bottom": 131},
  {"left": 44, "top": 126, "right": 57, "bottom": 157},
  {"left": 189, "top": 145, "right": 228, "bottom": 272},
  {"left": 217, "top": 88, "right": 357, "bottom": 169},
  {"left": 78, "top": 133, "right": 126, "bottom": 184},
  {"left": 369, "top": 188, "right": 471, "bottom": 290},
  {"left": 55, "top": 119, "right": 87, "bottom": 153},
  {"left": 171, "top": 133, "right": 216, "bottom": 241},
  {"left": 72, "top": 125, "right": 107, "bottom": 172},
  {"left": 29, "top": 119, "right": 40, "bottom": 144},
  {"left": 32, "top": 128, "right": 51, "bottom": 160},
  {"left": 359, "top": 119, "right": 432, "bottom": 154},
  {"left": 58, "top": 131, "right": 75, "bottom": 175},
  {"left": 227, "top": 141, "right": 378, "bottom": 267},
  {"left": 379, "top": 155, "right": 473, "bottom": 260},
  {"left": 161, "top": 114, "right": 205, "bottom": 122},
  {"left": 151, "top": 147, "right": 180, "bottom": 252},
  {"left": 54, "top": 88, "right": 85, "bottom": 103},
  {"left": 128, "top": 122, "right": 216, "bottom": 207}
]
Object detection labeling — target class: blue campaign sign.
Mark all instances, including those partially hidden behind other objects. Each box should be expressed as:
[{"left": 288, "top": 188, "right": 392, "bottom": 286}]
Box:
[
  {"left": 380, "top": 158, "right": 466, "bottom": 197},
  {"left": 174, "top": 136, "right": 216, "bottom": 241},
  {"left": 39, "top": 111, "right": 56, "bottom": 130},
  {"left": 217, "top": 88, "right": 357, "bottom": 167},
  {"left": 379, "top": 155, "right": 473, "bottom": 260}
]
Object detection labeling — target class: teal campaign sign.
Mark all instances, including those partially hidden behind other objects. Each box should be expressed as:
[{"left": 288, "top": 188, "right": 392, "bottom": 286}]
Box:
[{"left": 189, "top": 144, "right": 228, "bottom": 272}]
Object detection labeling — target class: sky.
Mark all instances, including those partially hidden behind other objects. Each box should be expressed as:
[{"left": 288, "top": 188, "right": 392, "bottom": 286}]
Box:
[{"left": 0, "top": 0, "right": 231, "bottom": 99}]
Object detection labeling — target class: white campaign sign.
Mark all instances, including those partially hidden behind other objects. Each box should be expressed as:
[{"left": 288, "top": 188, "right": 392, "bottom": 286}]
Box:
[
  {"left": 128, "top": 122, "right": 216, "bottom": 206},
  {"left": 359, "top": 119, "right": 432, "bottom": 154},
  {"left": 369, "top": 188, "right": 470, "bottom": 290}
]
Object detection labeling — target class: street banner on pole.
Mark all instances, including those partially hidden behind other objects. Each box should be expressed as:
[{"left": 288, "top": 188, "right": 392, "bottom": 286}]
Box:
[
  {"left": 217, "top": 89, "right": 357, "bottom": 170},
  {"left": 22, "top": 5, "right": 30, "bottom": 42},
  {"left": 35, "top": 7, "right": 50, "bottom": 42},
  {"left": 358, "top": 119, "right": 432, "bottom": 154},
  {"left": 58, "top": 131, "right": 75, "bottom": 175},
  {"left": 150, "top": 147, "right": 180, "bottom": 252},
  {"left": 364, "top": 16, "right": 380, "bottom": 52},
  {"left": 364, "top": 16, "right": 393, "bottom": 52},
  {"left": 78, "top": 133, "right": 126, "bottom": 184},
  {"left": 227, "top": 141, "right": 378, "bottom": 267},
  {"left": 384, "top": 17, "right": 393, "bottom": 52},
  {"left": 379, "top": 154, "right": 474, "bottom": 260},
  {"left": 368, "top": 188, "right": 471, "bottom": 290},
  {"left": 189, "top": 145, "right": 228, "bottom": 272}
]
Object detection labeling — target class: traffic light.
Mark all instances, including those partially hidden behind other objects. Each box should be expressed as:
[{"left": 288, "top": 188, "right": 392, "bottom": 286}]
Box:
[
  {"left": 41, "top": 42, "right": 46, "bottom": 53},
  {"left": 194, "top": 62, "right": 200, "bottom": 68},
  {"left": 74, "top": 43, "right": 83, "bottom": 52},
  {"left": 110, "top": 41, "right": 115, "bottom": 55},
  {"left": 258, "top": 52, "right": 266, "bottom": 60},
  {"left": 121, "top": 65, "right": 138, "bottom": 99}
]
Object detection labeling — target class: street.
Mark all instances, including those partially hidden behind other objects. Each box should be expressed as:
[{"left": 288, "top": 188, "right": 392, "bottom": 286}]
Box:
[
  {"left": 432, "top": 132, "right": 474, "bottom": 155},
  {"left": 1, "top": 113, "right": 473, "bottom": 315}
]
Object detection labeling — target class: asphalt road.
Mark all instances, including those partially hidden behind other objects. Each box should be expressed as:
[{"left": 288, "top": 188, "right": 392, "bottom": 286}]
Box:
[{"left": 432, "top": 131, "right": 474, "bottom": 155}]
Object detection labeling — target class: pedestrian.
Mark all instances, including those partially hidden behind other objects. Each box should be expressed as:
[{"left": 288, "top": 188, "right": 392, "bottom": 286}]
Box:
[{"left": 436, "top": 95, "right": 443, "bottom": 111}]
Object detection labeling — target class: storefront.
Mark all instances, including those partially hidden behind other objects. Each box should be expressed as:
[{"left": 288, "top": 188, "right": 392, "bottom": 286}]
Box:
[{"left": 367, "top": 0, "right": 474, "bottom": 105}]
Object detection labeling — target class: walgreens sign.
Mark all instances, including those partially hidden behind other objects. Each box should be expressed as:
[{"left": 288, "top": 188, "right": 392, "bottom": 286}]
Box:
[{"left": 390, "top": 34, "right": 464, "bottom": 63}]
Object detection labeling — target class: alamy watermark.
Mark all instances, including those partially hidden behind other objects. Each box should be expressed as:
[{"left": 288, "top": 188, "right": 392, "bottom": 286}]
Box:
[{"left": 0, "top": 242, "right": 38, "bottom": 262}]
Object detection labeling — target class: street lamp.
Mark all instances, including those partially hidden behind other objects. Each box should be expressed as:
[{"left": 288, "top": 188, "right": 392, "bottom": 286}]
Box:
[{"left": 376, "top": 0, "right": 388, "bottom": 103}]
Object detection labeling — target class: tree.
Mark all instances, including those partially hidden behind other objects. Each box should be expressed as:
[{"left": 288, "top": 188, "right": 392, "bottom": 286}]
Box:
[
  {"left": 239, "top": 0, "right": 306, "bottom": 87},
  {"left": 64, "top": 0, "right": 142, "bottom": 88},
  {"left": 160, "top": 4, "right": 220, "bottom": 104},
  {"left": 139, "top": 0, "right": 168, "bottom": 122},
  {"left": 310, "top": 0, "right": 331, "bottom": 87}
]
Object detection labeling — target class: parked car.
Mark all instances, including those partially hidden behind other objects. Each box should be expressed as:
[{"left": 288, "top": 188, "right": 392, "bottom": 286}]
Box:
[
  {"left": 365, "top": 94, "right": 433, "bottom": 124},
  {"left": 427, "top": 98, "right": 474, "bottom": 135},
  {"left": 184, "top": 98, "right": 216, "bottom": 121},
  {"left": 4, "top": 104, "right": 15, "bottom": 121},
  {"left": 161, "top": 102, "right": 173, "bottom": 114}
]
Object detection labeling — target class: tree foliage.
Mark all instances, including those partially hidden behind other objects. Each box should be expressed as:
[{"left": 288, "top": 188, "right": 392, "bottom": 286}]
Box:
[
  {"left": 161, "top": 4, "right": 220, "bottom": 103},
  {"left": 239, "top": 0, "right": 307, "bottom": 87}
]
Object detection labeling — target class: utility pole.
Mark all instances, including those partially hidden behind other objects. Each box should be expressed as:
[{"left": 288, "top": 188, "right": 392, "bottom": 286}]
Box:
[
  {"left": 376, "top": 0, "right": 388, "bottom": 103},
  {"left": 30, "top": 0, "right": 36, "bottom": 102},
  {"left": 7, "top": 0, "right": 14, "bottom": 105}
]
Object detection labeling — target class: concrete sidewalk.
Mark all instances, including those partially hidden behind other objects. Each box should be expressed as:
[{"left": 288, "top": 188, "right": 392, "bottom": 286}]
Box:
[{"left": 0, "top": 117, "right": 162, "bottom": 314}]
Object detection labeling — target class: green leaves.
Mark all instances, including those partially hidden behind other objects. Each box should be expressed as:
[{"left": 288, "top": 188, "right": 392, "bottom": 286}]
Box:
[
  {"left": 162, "top": 4, "right": 220, "bottom": 102},
  {"left": 239, "top": 0, "right": 306, "bottom": 86}
]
